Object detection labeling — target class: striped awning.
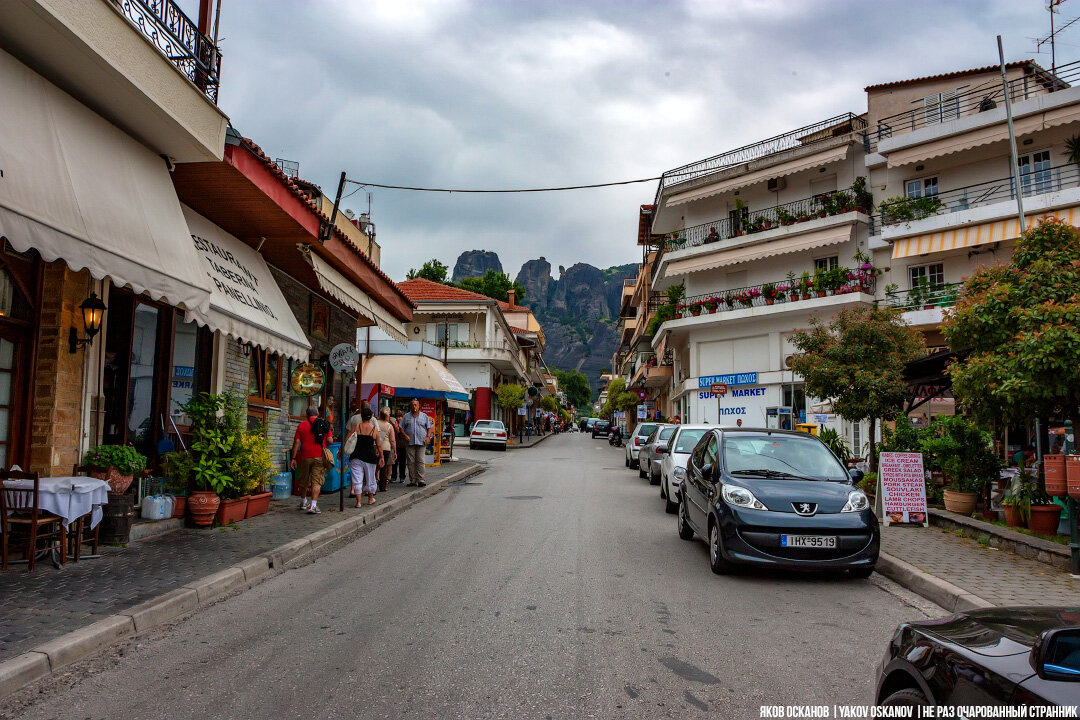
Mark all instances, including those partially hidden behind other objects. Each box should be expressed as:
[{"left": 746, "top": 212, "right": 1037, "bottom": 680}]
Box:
[{"left": 890, "top": 205, "right": 1080, "bottom": 259}]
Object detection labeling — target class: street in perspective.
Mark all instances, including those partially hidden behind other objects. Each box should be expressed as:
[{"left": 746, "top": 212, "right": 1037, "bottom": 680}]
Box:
[{"left": 2, "top": 0, "right": 1080, "bottom": 718}]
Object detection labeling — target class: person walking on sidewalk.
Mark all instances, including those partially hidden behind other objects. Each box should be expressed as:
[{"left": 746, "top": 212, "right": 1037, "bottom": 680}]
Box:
[
  {"left": 347, "top": 406, "right": 383, "bottom": 506},
  {"left": 376, "top": 406, "right": 396, "bottom": 492},
  {"left": 401, "top": 399, "right": 433, "bottom": 487},
  {"left": 291, "top": 406, "right": 333, "bottom": 514},
  {"left": 391, "top": 410, "right": 408, "bottom": 482}
]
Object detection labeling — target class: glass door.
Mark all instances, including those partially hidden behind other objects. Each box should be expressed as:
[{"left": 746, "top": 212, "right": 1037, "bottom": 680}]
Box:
[
  {"left": 1019, "top": 150, "right": 1052, "bottom": 196},
  {"left": 0, "top": 335, "right": 19, "bottom": 468}
]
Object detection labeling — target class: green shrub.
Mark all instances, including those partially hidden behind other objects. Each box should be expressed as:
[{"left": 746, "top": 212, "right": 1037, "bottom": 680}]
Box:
[{"left": 82, "top": 445, "right": 146, "bottom": 475}]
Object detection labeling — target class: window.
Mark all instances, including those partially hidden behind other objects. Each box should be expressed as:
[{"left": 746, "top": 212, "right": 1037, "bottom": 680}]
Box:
[
  {"left": 427, "top": 322, "right": 465, "bottom": 346},
  {"left": 1018, "top": 150, "right": 1052, "bottom": 196},
  {"left": 814, "top": 256, "right": 839, "bottom": 272},
  {"left": 852, "top": 421, "right": 863, "bottom": 460},
  {"left": 909, "top": 263, "right": 944, "bottom": 290},
  {"left": 247, "top": 348, "right": 282, "bottom": 406},
  {"left": 905, "top": 176, "right": 939, "bottom": 199},
  {"left": 702, "top": 435, "right": 719, "bottom": 477},
  {"left": 922, "top": 89, "right": 959, "bottom": 125}
]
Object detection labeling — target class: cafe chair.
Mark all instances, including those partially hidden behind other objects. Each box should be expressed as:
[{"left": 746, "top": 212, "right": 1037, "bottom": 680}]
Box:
[
  {"left": 0, "top": 469, "right": 66, "bottom": 571},
  {"left": 67, "top": 464, "right": 101, "bottom": 561}
]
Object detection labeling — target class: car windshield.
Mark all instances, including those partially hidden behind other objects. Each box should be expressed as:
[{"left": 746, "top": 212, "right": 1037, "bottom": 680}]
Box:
[
  {"left": 636, "top": 423, "right": 658, "bottom": 437},
  {"left": 722, "top": 434, "right": 848, "bottom": 482},
  {"left": 673, "top": 429, "right": 707, "bottom": 454},
  {"left": 473, "top": 421, "right": 503, "bottom": 430}
]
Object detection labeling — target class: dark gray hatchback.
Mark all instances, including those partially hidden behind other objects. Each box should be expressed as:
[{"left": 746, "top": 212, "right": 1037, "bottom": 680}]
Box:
[{"left": 676, "top": 428, "right": 878, "bottom": 576}]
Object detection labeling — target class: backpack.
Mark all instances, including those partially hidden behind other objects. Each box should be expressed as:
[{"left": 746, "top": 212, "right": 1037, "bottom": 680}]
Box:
[{"left": 310, "top": 417, "right": 331, "bottom": 446}]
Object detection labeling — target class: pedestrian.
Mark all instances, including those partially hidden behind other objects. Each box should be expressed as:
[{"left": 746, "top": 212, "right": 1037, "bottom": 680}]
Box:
[
  {"left": 400, "top": 399, "right": 434, "bottom": 487},
  {"left": 347, "top": 406, "right": 382, "bottom": 506},
  {"left": 290, "top": 406, "right": 333, "bottom": 514},
  {"left": 391, "top": 410, "right": 409, "bottom": 482},
  {"left": 376, "top": 406, "right": 396, "bottom": 492}
]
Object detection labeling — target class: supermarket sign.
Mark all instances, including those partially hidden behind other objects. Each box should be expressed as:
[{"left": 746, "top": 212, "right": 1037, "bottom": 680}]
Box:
[{"left": 698, "top": 372, "right": 757, "bottom": 389}]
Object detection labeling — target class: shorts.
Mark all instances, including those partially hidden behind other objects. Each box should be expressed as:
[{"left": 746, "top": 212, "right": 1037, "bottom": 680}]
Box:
[{"left": 295, "top": 457, "right": 325, "bottom": 493}]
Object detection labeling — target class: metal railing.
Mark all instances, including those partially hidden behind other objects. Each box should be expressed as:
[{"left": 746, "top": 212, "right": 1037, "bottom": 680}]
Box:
[
  {"left": 879, "top": 282, "right": 963, "bottom": 311},
  {"left": 680, "top": 277, "right": 876, "bottom": 315},
  {"left": 655, "top": 113, "right": 866, "bottom": 204},
  {"left": 119, "top": 0, "right": 222, "bottom": 103},
  {"left": 434, "top": 340, "right": 517, "bottom": 352},
  {"left": 664, "top": 186, "right": 870, "bottom": 251},
  {"left": 875, "top": 163, "right": 1080, "bottom": 230},
  {"left": 870, "top": 61, "right": 1080, "bottom": 150}
]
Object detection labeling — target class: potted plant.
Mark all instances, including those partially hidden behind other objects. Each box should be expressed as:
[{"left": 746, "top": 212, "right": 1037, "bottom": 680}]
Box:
[
  {"left": 777, "top": 207, "right": 796, "bottom": 226},
  {"left": 179, "top": 391, "right": 245, "bottom": 527},
  {"left": 762, "top": 283, "right": 777, "bottom": 305},
  {"left": 725, "top": 294, "right": 736, "bottom": 309},
  {"left": 705, "top": 296, "right": 719, "bottom": 313},
  {"left": 163, "top": 452, "right": 194, "bottom": 518},
  {"left": 82, "top": 445, "right": 147, "bottom": 494},
  {"left": 852, "top": 176, "right": 874, "bottom": 214},
  {"left": 776, "top": 284, "right": 790, "bottom": 302},
  {"left": 738, "top": 292, "right": 753, "bottom": 307},
  {"left": 1001, "top": 475, "right": 1034, "bottom": 528},
  {"left": 691, "top": 300, "right": 703, "bottom": 316},
  {"left": 799, "top": 272, "right": 812, "bottom": 301},
  {"left": 234, "top": 428, "right": 273, "bottom": 519},
  {"left": 812, "top": 268, "right": 826, "bottom": 298},
  {"left": 921, "top": 415, "right": 999, "bottom": 516}
]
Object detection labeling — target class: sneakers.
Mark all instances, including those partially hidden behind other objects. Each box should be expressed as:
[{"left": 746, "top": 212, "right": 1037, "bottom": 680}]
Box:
[{"left": 307, "top": 505, "right": 321, "bottom": 514}]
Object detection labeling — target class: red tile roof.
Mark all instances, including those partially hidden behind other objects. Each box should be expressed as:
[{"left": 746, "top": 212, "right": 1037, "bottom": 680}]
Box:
[
  {"left": 497, "top": 300, "right": 528, "bottom": 312},
  {"left": 397, "top": 278, "right": 498, "bottom": 304},
  {"left": 509, "top": 326, "right": 533, "bottom": 335},
  {"left": 865, "top": 60, "right": 1038, "bottom": 92}
]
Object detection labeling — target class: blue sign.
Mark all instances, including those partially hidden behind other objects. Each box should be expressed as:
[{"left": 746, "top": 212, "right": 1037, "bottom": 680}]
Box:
[{"left": 697, "top": 372, "right": 758, "bottom": 389}]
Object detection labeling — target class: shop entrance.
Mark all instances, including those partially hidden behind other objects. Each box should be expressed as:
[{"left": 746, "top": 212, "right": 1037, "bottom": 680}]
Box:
[{"left": 0, "top": 249, "right": 40, "bottom": 469}]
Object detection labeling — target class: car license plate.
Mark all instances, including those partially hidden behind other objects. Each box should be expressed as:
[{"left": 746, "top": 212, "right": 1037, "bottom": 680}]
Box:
[{"left": 781, "top": 535, "right": 837, "bottom": 548}]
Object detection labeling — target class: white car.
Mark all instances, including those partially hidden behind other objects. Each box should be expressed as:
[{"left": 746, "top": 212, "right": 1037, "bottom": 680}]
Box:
[
  {"left": 624, "top": 422, "right": 660, "bottom": 469},
  {"left": 469, "top": 419, "right": 508, "bottom": 450},
  {"left": 658, "top": 425, "right": 712, "bottom": 513}
]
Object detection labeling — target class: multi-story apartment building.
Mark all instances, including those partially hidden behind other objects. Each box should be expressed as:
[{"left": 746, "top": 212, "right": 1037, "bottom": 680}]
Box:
[{"left": 649, "top": 112, "right": 877, "bottom": 443}]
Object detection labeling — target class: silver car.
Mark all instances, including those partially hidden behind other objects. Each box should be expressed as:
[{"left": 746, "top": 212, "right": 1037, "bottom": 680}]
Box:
[
  {"left": 624, "top": 422, "right": 660, "bottom": 468},
  {"left": 638, "top": 424, "right": 676, "bottom": 483},
  {"left": 658, "top": 425, "right": 712, "bottom": 514}
]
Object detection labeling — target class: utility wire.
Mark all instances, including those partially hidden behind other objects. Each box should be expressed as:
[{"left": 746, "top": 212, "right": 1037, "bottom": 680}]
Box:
[{"left": 344, "top": 176, "right": 663, "bottom": 193}]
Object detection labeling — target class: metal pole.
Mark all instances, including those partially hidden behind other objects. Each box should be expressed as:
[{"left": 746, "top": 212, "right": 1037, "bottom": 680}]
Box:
[
  {"left": 339, "top": 371, "right": 350, "bottom": 512},
  {"left": 324, "top": 171, "right": 347, "bottom": 243},
  {"left": 998, "top": 36, "right": 1026, "bottom": 233},
  {"left": 1069, "top": 497, "right": 1080, "bottom": 576}
]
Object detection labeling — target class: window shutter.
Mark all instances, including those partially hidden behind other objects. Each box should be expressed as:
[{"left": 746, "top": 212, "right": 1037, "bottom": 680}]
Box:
[
  {"left": 940, "top": 89, "right": 959, "bottom": 121},
  {"left": 923, "top": 94, "right": 941, "bottom": 125},
  {"left": 458, "top": 323, "right": 470, "bottom": 343}
]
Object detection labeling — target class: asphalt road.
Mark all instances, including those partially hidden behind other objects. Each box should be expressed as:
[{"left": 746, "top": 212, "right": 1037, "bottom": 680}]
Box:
[{"left": 7, "top": 434, "right": 936, "bottom": 719}]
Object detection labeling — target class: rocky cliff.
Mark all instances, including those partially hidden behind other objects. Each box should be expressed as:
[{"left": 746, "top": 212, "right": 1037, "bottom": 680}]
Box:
[{"left": 452, "top": 250, "right": 503, "bottom": 283}]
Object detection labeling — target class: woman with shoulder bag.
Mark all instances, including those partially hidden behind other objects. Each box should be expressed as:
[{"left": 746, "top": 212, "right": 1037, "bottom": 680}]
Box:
[
  {"left": 376, "top": 407, "right": 396, "bottom": 492},
  {"left": 347, "top": 406, "right": 383, "bottom": 506}
]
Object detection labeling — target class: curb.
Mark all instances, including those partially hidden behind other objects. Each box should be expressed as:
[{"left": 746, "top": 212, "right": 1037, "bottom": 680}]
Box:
[
  {"left": 508, "top": 432, "right": 554, "bottom": 450},
  {"left": 876, "top": 552, "right": 994, "bottom": 613},
  {"left": 0, "top": 462, "right": 483, "bottom": 700}
]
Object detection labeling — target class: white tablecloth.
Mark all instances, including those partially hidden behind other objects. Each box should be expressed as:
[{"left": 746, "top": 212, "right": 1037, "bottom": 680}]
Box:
[{"left": 2, "top": 476, "right": 110, "bottom": 529}]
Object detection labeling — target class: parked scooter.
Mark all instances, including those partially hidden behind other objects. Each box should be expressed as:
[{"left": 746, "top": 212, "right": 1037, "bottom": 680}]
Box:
[{"left": 608, "top": 427, "right": 623, "bottom": 447}]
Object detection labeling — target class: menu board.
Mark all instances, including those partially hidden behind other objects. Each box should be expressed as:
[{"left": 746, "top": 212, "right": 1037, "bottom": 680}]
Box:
[{"left": 878, "top": 452, "right": 928, "bottom": 526}]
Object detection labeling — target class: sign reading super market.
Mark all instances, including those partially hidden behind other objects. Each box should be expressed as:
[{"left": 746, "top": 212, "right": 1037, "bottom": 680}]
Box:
[
  {"left": 698, "top": 373, "right": 758, "bottom": 394},
  {"left": 696, "top": 372, "right": 769, "bottom": 422}
]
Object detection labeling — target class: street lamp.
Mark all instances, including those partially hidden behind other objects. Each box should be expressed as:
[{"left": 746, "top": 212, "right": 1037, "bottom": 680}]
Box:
[{"left": 68, "top": 292, "right": 107, "bottom": 353}]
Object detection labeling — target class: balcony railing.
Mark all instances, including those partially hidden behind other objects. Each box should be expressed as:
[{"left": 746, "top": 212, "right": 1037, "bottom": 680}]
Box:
[
  {"left": 873, "top": 163, "right": 1080, "bottom": 233},
  {"left": 434, "top": 340, "right": 517, "bottom": 353},
  {"left": 664, "top": 186, "right": 871, "bottom": 251},
  {"left": 870, "top": 60, "right": 1080, "bottom": 150},
  {"left": 119, "top": 0, "right": 222, "bottom": 103},
  {"left": 879, "top": 282, "right": 963, "bottom": 312},
  {"left": 678, "top": 277, "right": 876, "bottom": 317},
  {"left": 655, "top": 113, "right": 867, "bottom": 205}
]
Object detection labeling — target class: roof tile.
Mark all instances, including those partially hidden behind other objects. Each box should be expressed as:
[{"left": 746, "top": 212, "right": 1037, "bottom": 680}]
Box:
[{"left": 865, "top": 60, "right": 1038, "bottom": 92}]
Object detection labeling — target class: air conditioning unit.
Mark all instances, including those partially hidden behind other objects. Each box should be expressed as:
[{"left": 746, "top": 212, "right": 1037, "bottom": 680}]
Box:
[
  {"left": 784, "top": 354, "right": 797, "bottom": 368},
  {"left": 767, "top": 177, "right": 786, "bottom": 192}
]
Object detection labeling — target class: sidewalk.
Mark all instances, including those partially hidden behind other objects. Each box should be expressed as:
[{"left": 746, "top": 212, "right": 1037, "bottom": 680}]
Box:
[
  {"left": 508, "top": 431, "right": 554, "bottom": 449},
  {"left": 0, "top": 462, "right": 479, "bottom": 665}
]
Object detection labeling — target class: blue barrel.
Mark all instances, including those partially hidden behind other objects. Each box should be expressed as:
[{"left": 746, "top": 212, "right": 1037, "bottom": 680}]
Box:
[{"left": 321, "top": 443, "right": 344, "bottom": 493}]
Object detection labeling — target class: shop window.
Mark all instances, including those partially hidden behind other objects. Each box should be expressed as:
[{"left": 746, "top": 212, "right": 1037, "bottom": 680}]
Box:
[{"left": 248, "top": 348, "right": 282, "bottom": 406}]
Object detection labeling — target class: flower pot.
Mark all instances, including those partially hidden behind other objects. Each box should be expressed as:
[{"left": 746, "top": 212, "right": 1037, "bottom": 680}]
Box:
[
  {"left": 1002, "top": 505, "right": 1026, "bottom": 528},
  {"left": 88, "top": 466, "right": 135, "bottom": 494},
  {"left": 1028, "top": 504, "right": 1063, "bottom": 536},
  {"left": 171, "top": 496, "right": 187, "bottom": 518},
  {"left": 801, "top": 294, "right": 811, "bottom": 301},
  {"left": 188, "top": 490, "right": 220, "bottom": 527},
  {"left": 764, "top": 298, "right": 774, "bottom": 306},
  {"left": 245, "top": 491, "right": 272, "bottom": 518},
  {"left": 816, "top": 291, "right": 826, "bottom": 298},
  {"left": 1045, "top": 454, "right": 1067, "bottom": 496},
  {"left": 215, "top": 495, "right": 250, "bottom": 525},
  {"left": 691, "top": 308, "right": 701, "bottom": 317},
  {"left": 1065, "top": 455, "right": 1080, "bottom": 499},
  {"left": 943, "top": 489, "right": 978, "bottom": 515}
]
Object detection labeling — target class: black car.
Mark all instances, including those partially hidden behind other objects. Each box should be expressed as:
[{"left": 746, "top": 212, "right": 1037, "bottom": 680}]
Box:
[
  {"left": 677, "top": 427, "right": 878, "bottom": 576},
  {"left": 876, "top": 607, "right": 1080, "bottom": 707},
  {"left": 592, "top": 420, "right": 611, "bottom": 439}
]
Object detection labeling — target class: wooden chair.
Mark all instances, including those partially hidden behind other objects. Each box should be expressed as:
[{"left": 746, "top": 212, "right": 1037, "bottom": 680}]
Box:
[
  {"left": 0, "top": 469, "right": 66, "bottom": 571},
  {"left": 68, "top": 465, "right": 101, "bottom": 561}
]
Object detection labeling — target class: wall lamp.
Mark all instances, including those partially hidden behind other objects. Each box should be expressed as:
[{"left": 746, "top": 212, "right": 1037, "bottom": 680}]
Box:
[
  {"left": 68, "top": 292, "right": 106, "bottom": 353},
  {"left": 238, "top": 339, "right": 252, "bottom": 357}
]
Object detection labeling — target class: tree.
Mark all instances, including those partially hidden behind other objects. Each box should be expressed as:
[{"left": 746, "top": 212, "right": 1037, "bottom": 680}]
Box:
[
  {"left": 457, "top": 270, "right": 526, "bottom": 304},
  {"left": 538, "top": 395, "right": 558, "bottom": 413},
  {"left": 552, "top": 368, "right": 592, "bottom": 410},
  {"left": 944, "top": 217, "right": 1080, "bottom": 434},
  {"left": 406, "top": 259, "right": 449, "bottom": 283},
  {"left": 495, "top": 384, "right": 525, "bottom": 412},
  {"left": 790, "top": 305, "right": 924, "bottom": 470},
  {"left": 600, "top": 378, "right": 639, "bottom": 418}
]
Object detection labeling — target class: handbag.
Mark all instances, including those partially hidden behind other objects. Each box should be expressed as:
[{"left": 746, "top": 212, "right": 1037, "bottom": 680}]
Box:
[
  {"left": 321, "top": 445, "right": 334, "bottom": 466},
  {"left": 343, "top": 431, "right": 357, "bottom": 457}
]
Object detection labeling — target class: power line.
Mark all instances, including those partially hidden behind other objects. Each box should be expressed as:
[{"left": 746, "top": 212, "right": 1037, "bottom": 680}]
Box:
[{"left": 344, "top": 175, "right": 662, "bottom": 193}]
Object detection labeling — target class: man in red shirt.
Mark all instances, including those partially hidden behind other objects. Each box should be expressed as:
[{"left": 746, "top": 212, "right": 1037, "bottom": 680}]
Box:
[{"left": 291, "top": 406, "right": 333, "bottom": 514}]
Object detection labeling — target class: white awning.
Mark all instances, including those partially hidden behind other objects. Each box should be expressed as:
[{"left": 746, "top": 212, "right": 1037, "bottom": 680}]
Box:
[
  {"left": 297, "top": 245, "right": 409, "bottom": 345},
  {"left": 182, "top": 206, "right": 311, "bottom": 361},
  {"left": 666, "top": 224, "right": 855, "bottom": 276},
  {"left": 0, "top": 48, "right": 212, "bottom": 320},
  {"left": 362, "top": 354, "right": 470, "bottom": 406}
]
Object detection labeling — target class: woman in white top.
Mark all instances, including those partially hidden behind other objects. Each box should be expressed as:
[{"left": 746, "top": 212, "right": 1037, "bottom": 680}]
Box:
[{"left": 376, "top": 406, "right": 396, "bottom": 492}]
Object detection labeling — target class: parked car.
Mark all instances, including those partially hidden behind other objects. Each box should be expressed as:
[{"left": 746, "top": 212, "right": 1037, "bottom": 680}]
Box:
[
  {"left": 592, "top": 420, "right": 612, "bottom": 438},
  {"left": 469, "top": 419, "right": 508, "bottom": 450},
  {"left": 875, "top": 606, "right": 1080, "bottom": 707},
  {"left": 624, "top": 422, "right": 660, "bottom": 469},
  {"left": 677, "top": 428, "right": 878, "bottom": 577},
  {"left": 658, "top": 425, "right": 712, "bottom": 514},
  {"left": 639, "top": 425, "right": 676, "bottom": 483},
  {"left": 584, "top": 418, "right": 598, "bottom": 433}
]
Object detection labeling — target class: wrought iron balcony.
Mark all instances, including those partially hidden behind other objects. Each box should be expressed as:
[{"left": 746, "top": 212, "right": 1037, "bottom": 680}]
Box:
[
  {"left": 119, "top": 0, "right": 222, "bottom": 103},
  {"left": 655, "top": 113, "right": 866, "bottom": 205},
  {"left": 677, "top": 275, "right": 876, "bottom": 318},
  {"left": 870, "top": 60, "right": 1080, "bottom": 150}
]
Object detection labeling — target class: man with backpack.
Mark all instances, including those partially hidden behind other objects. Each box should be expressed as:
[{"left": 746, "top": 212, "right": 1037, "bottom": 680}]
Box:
[{"left": 291, "top": 406, "right": 333, "bottom": 514}]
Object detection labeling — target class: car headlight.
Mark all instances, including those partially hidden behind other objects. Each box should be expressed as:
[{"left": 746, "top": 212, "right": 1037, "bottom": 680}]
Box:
[
  {"left": 673, "top": 466, "right": 686, "bottom": 480},
  {"left": 842, "top": 490, "right": 869, "bottom": 513},
  {"left": 721, "top": 484, "right": 768, "bottom": 510}
]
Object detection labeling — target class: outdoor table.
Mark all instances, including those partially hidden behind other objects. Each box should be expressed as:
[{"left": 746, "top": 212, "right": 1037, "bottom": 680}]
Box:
[{"left": 2, "top": 476, "right": 110, "bottom": 529}]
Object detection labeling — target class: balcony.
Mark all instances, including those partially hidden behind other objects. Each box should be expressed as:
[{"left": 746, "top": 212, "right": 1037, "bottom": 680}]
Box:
[
  {"left": 629, "top": 351, "right": 673, "bottom": 388},
  {"left": 433, "top": 339, "right": 524, "bottom": 373},
  {"left": 879, "top": 282, "right": 962, "bottom": 327},
  {"left": 118, "top": 0, "right": 222, "bottom": 103}
]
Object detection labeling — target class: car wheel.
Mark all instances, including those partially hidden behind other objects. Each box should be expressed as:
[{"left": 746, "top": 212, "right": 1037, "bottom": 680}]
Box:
[
  {"left": 500, "top": 444, "right": 507, "bottom": 452},
  {"left": 880, "top": 688, "right": 929, "bottom": 707},
  {"left": 469, "top": 443, "right": 475, "bottom": 450},
  {"left": 677, "top": 496, "right": 694, "bottom": 541},
  {"left": 849, "top": 566, "right": 874, "bottom": 579},
  {"left": 664, "top": 479, "right": 678, "bottom": 515},
  {"left": 638, "top": 463, "right": 647, "bottom": 479},
  {"left": 624, "top": 455, "right": 630, "bottom": 468},
  {"left": 660, "top": 477, "right": 666, "bottom": 499},
  {"left": 708, "top": 521, "right": 733, "bottom": 575},
  {"left": 649, "top": 469, "right": 660, "bottom": 486}
]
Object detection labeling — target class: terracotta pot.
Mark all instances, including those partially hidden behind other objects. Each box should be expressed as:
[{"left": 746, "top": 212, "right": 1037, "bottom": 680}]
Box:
[
  {"left": 171, "top": 496, "right": 187, "bottom": 518},
  {"left": 188, "top": 490, "right": 220, "bottom": 527},
  {"left": 88, "top": 466, "right": 136, "bottom": 494},
  {"left": 801, "top": 293, "right": 811, "bottom": 301},
  {"left": 215, "top": 495, "right": 250, "bottom": 525},
  {"left": 1045, "top": 454, "right": 1067, "bottom": 496},
  {"left": 1066, "top": 455, "right": 1080, "bottom": 499},
  {"left": 691, "top": 308, "right": 701, "bottom": 316},
  {"left": 816, "top": 291, "right": 826, "bottom": 298},
  {"left": 943, "top": 489, "right": 978, "bottom": 515},
  {"left": 245, "top": 491, "right": 272, "bottom": 519},
  {"left": 1002, "top": 505, "right": 1026, "bottom": 528},
  {"left": 1028, "top": 504, "right": 1064, "bottom": 536},
  {"left": 764, "top": 298, "right": 774, "bottom": 306}
]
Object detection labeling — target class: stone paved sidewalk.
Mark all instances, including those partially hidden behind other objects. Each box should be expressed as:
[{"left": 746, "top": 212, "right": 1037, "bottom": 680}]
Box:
[
  {"left": 881, "top": 525, "right": 1080, "bottom": 607},
  {"left": 0, "top": 462, "right": 477, "bottom": 663}
]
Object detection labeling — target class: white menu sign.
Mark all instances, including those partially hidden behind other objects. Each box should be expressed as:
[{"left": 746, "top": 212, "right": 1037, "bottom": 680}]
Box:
[{"left": 878, "top": 452, "right": 928, "bottom": 526}]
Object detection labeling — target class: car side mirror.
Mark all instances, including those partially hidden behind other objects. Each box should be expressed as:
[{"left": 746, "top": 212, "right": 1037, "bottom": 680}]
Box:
[
  {"left": 656, "top": 444, "right": 668, "bottom": 454},
  {"left": 849, "top": 469, "right": 864, "bottom": 483},
  {"left": 1030, "top": 628, "right": 1080, "bottom": 681},
  {"left": 700, "top": 463, "right": 712, "bottom": 480}
]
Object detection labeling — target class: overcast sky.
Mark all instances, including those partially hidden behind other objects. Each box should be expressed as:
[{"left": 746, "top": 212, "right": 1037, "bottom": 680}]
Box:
[{"left": 200, "top": 0, "right": 1062, "bottom": 282}]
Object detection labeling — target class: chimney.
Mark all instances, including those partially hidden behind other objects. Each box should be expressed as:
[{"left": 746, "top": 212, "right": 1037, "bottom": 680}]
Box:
[{"left": 507, "top": 289, "right": 516, "bottom": 307}]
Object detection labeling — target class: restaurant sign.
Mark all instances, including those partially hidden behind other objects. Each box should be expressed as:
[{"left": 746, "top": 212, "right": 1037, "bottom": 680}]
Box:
[{"left": 290, "top": 363, "right": 325, "bottom": 397}]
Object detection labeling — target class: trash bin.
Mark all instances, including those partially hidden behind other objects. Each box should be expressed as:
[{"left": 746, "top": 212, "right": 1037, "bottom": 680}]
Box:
[{"left": 321, "top": 443, "right": 344, "bottom": 493}]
